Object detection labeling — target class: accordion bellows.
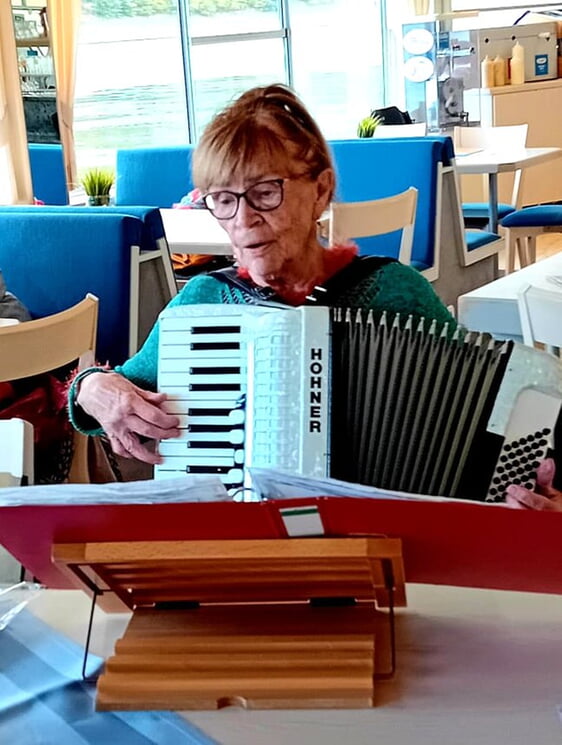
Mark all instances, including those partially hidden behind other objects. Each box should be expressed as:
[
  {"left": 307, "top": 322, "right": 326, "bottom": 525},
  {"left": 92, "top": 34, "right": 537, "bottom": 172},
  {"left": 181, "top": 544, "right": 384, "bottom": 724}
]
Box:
[{"left": 156, "top": 305, "right": 561, "bottom": 502}]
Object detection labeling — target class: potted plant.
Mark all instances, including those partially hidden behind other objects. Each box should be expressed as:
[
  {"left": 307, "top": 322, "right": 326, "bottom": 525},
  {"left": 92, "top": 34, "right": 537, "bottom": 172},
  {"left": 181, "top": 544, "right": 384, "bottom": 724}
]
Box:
[
  {"left": 81, "top": 168, "right": 114, "bottom": 206},
  {"left": 356, "top": 114, "right": 381, "bottom": 138}
]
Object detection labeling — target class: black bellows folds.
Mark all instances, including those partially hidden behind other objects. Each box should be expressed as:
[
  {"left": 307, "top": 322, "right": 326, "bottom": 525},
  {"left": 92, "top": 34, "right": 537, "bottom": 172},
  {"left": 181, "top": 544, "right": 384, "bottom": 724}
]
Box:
[{"left": 329, "top": 309, "right": 511, "bottom": 500}]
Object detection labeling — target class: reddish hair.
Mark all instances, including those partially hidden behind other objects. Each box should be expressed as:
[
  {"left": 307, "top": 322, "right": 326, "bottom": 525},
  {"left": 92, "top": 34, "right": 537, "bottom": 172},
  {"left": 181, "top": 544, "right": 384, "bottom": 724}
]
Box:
[{"left": 192, "top": 84, "right": 334, "bottom": 200}]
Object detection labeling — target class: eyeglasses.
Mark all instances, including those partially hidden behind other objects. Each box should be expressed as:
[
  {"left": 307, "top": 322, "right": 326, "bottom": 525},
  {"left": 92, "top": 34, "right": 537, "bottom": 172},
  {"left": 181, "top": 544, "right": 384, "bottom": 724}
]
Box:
[{"left": 203, "top": 178, "right": 287, "bottom": 220}]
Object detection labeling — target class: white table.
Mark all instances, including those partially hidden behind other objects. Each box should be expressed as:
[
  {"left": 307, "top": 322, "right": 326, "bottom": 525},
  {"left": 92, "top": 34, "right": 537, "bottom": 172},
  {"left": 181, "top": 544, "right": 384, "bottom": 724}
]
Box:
[
  {"left": 458, "top": 251, "right": 562, "bottom": 339},
  {"left": 160, "top": 208, "right": 233, "bottom": 255},
  {"left": 28, "top": 584, "right": 562, "bottom": 745},
  {"left": 455, "top": 147, "right": 562, "bottom": 232}
]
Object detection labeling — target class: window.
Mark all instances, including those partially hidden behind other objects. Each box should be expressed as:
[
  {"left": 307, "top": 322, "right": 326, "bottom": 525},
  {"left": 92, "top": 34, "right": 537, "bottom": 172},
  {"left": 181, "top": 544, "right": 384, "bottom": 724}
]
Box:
[
  {"left": 186, "top": 0, "right": 385, "bottom": 140},
  {"left": 75, "top": 2, "right": 188, "bottom": 172},
  {"left": 74, "top": 0, "right": 386, "bottom": 168},
  {"left": 452, "top": 1, "right": 542, "bottom": 8},
  {"left": 289, "top": 0, "right": 384, "bottom": 139}
]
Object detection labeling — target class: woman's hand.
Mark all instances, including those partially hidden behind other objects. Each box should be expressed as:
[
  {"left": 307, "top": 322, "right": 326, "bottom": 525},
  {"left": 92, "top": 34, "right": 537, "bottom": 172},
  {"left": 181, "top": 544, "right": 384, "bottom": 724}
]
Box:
[
  {"left": 76, "top": 371, "right": 180, "bottom": 464},
  {"left": 505, "top": 458, "right": 562, "bottom": 511}
]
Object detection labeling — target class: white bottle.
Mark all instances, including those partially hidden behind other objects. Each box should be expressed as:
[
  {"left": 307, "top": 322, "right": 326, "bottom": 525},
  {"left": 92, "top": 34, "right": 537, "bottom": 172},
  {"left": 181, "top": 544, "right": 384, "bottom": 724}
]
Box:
[
  {"left": 510, "top": 41, "right": 525, "bottom": 85},
  {"left": 481, "top": 55, "right": 495, "bottom": 88},
  {"left": 493, "top": 55, "right": 506, "bottom": 86}
]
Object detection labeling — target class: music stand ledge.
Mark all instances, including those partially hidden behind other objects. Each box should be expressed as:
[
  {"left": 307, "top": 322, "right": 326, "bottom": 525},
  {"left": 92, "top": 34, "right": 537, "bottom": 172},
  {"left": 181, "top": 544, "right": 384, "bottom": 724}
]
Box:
[{"left": 53, "top": 537, "right": 406, "bottom": 711}]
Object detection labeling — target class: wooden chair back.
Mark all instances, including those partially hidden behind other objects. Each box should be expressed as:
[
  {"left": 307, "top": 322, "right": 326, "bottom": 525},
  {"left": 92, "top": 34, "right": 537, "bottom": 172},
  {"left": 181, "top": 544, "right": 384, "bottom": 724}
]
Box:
[
  {"left": 328, "top": 187, "right": 418, "bottom": 266},
  {"left": 0, "top": 294, "right": 99, "bottom": 483},
  {"left": 0, "top": 295, "right": 98, "bottom": 382}
]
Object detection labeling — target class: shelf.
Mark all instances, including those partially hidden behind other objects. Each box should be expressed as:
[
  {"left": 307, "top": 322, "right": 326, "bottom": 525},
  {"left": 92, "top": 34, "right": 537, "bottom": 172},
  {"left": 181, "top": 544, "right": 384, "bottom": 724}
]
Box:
[{"left": 16, "top": 36, "right": 50, "bottom": 48}]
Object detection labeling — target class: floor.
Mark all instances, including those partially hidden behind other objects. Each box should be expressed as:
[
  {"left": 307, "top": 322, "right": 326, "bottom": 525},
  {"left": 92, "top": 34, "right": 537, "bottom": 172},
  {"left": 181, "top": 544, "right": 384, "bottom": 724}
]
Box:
[
  {"left": 1, "top": 235, "right": 561, "bottom": 586},
  {"left": 499, "top": 232, "right": 561, "bottom": 270}
]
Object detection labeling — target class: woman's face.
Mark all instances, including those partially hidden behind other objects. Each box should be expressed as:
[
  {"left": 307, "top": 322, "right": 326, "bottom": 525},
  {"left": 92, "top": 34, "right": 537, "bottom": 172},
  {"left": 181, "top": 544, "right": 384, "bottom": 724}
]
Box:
[{"left": 206, "top": 150, "right": 333, "bottom": 287}]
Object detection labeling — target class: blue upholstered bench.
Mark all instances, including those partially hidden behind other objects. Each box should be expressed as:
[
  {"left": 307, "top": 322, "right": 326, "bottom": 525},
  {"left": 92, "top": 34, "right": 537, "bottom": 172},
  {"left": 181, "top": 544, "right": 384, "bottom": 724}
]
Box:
[
  {"left": 465, "top": 230, "right": 502, "bottom": 252},
  {"left": 501, "top": 205, "right": 562, "bottom": 274},
  {"left": 115, "top": 146, "right": 195, "bottom": 207},
  {"left": 0, "top": 209, "right": 177, "bottom": 365},
  {"left": 328, "top": 137, "right": 454, "bottom": 273},
  {"left": 0, "top": 204, "right": 171, "bottom": 254}
]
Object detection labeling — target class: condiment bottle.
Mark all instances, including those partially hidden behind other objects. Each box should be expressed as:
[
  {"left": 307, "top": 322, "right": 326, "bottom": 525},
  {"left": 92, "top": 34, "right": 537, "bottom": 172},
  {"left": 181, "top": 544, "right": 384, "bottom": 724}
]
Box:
[
  {"left": 510, "top": 41, "right": 525, "bottom": 85},
  {"left": 481, "top": 55, "right": 495, "bottom": 88},
  {"left": 493, "top": 54, "right": 506, "bottom": 86}
]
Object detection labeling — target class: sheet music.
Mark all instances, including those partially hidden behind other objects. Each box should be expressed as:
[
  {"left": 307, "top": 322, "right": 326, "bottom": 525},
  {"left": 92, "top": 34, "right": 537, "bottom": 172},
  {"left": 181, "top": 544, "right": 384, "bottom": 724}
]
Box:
[
  {"left": 0, "top": 475, "right": 229, "bottom": 507},
  {"left": 249, "top": 467, "right": 504, "bottom": 506}
]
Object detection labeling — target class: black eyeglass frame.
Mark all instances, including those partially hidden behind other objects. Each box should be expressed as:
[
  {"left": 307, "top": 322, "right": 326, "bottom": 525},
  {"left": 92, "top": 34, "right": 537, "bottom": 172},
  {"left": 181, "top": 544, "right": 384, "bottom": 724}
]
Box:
[{"left": 202, "top": 178, "right": 287, "bottom": 220}]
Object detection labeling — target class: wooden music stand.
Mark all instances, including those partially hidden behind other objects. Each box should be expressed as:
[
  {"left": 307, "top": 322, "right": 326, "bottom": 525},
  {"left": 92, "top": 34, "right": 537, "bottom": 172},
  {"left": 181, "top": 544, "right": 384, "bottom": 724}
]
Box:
[{"left": 54, "top": 537, "right": 406, "bottom": 711}]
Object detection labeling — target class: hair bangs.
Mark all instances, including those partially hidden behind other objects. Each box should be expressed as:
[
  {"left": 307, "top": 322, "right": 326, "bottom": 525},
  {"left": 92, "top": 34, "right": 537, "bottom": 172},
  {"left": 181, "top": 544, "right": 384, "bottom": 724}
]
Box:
[{"left": 193, "top": 119, "right": 295, "bottom": 191}]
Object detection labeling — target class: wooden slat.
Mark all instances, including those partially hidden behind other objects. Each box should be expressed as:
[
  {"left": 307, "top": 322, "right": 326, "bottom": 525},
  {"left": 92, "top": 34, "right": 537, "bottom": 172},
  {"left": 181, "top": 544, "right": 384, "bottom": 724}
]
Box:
[
  {"left": 55, "top": 537, "right": 400, "bottom": 564},
  {"left": 54, "top": 537, "right": 405, "bottom": 608},
  {"left": 97, "top": 603, "right": 377, "bottom": 711}
]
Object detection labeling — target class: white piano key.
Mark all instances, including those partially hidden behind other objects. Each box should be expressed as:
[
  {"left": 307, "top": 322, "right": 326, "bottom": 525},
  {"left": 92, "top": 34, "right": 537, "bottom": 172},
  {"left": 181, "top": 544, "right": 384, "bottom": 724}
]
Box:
[
  {"left": 158, "top": 445, "right": 245, "bottom": 464},
  {"left": 183, "top": 410, "right": 245, "bottom": 426},
  {"left": 159, "top": 372, "right": 243, "bottom": 387},
  {"left": 160, "top": 386, "right": 244, "bottom": 402},
  {"left": 159, "top": 352, "right": 244, "bottom": 365},
  {"left": 183, "top": 430, "right": 244, "bottom": 444},
  {"left": 161, "top": 331, "right": 243, "bottom": 345}
]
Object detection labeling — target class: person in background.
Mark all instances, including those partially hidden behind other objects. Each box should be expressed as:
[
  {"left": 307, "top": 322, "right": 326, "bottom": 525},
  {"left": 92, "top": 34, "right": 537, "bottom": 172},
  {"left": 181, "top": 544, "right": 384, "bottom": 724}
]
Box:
[
  {"left": 0, "top": 270, "right": 31, "bottom": 322},
  {"left": 68, "top": 83, "right": 455, "bottom": 465}
]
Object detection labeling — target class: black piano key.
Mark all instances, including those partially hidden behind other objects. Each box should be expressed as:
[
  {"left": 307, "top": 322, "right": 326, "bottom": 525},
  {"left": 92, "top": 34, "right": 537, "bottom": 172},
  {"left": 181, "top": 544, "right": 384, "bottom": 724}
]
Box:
[
  {"left": 190, "top": 342, "right": 240, "bottom": 351},
  {"left": 185, "top": 465, "right": 237, "bottom": 474},
  {"left": 189, "top": 367, "right": 240, "bottom": 375},
  {"left": 189, "top": 383, "right": 240, "bottom": 392},
  {"left": 187, "top": 407, "right": 242, "bottom": 417},
  {"left": 187, "top": 424, "right": 242, "bottom": 433},
  {"left": 187, "top": 441, "right": 243, "bottom": 449},
  {"left": 190, "top": 325, "right": 241, "bottom": 334}
]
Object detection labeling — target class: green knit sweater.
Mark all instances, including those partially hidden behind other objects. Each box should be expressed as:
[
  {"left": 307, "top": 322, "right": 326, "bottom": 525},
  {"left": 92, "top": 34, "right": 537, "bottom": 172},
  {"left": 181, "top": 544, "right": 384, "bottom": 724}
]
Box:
[{"left": 68, "top": 262, "right": 455, "bottom": 435}]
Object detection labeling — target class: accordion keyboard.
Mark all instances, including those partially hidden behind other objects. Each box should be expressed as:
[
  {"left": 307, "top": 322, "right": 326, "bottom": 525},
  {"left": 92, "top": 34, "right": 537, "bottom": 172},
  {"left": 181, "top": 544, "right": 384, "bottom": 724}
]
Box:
[
  {"left": 155, "top": 305, "right": 331, "bottom": 488},
  {"left": 156, "top": 308, "right": 249, "bottom": 487}
]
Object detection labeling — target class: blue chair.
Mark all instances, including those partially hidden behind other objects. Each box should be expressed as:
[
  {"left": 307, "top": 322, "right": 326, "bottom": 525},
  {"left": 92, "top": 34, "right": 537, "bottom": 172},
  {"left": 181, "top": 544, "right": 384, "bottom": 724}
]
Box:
[
  {"left": 115, "top": 146, "right": 195, "bottom": 207},
  {"left": 0, "top": 212, "right": 151, "bottom": 366},
  {"left": 453, "top": 125, "right": 528, "bottom": 229},
  {"left": 501, "top": 205, "right": 562, "bottom": 274},
  {"left": 464, "top": 230, "right": 503, "bottom": 262},
  {"left": 28, "top": 144, "right": 68, "bottom": 205}
]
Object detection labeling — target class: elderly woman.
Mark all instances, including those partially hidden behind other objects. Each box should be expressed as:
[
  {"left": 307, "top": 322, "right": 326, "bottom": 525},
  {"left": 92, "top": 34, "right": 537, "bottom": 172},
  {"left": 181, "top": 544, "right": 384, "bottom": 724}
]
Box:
[{"left": 69, "top": 84, "right": 455, "bottom": 465}]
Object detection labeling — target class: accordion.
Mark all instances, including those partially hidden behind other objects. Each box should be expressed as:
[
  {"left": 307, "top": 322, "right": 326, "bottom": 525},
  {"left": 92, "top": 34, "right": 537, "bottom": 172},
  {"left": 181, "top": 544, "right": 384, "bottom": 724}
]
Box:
[{"left": 155, "top": 304, "right": 562, "bottom": 502}]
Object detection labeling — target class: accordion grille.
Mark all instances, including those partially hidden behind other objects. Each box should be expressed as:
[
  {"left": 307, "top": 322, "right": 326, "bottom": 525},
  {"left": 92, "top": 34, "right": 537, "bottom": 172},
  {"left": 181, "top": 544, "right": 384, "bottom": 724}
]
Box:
[{"left": 329, "top": 310, "right": 511, "bottom": 498}]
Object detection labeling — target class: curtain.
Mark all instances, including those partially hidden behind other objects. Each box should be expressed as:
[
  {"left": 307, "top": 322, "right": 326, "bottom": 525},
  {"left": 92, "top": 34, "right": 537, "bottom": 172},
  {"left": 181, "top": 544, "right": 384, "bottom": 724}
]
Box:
[
  {"left": 48, "top": 0, "right": 81, "bottom": 190},
  {"left": 0, "top": 0, "right": 33, "bottom": 205}
]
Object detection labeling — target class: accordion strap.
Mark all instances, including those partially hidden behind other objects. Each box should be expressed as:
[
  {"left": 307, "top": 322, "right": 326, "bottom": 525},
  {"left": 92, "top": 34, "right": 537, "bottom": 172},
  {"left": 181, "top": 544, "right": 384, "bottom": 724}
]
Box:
[{"left": 208, "top": 255, "right": 396, "bottom": 307}]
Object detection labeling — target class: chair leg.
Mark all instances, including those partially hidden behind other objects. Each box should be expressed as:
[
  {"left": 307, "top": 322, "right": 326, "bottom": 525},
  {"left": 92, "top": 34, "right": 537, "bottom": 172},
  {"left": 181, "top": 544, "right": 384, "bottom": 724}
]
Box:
[
  {"left": 505, "top": 229, "right": 517, "bottom": 274},
  {"left": 517, "top": 236, "right": 529, "bottom": 268},
  {"left": 526, "top": 235, "right": 537, "bottom": 265}
]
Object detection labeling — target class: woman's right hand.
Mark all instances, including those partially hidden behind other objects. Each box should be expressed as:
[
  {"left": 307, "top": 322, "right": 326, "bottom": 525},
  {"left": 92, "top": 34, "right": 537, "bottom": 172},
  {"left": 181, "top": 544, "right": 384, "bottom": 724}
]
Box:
[
  {"left": 76, "top": 371, "right": 180, "bottom": 464},
  {"left": 505, "top": 458, "right": 562, "bottom": 511}
]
